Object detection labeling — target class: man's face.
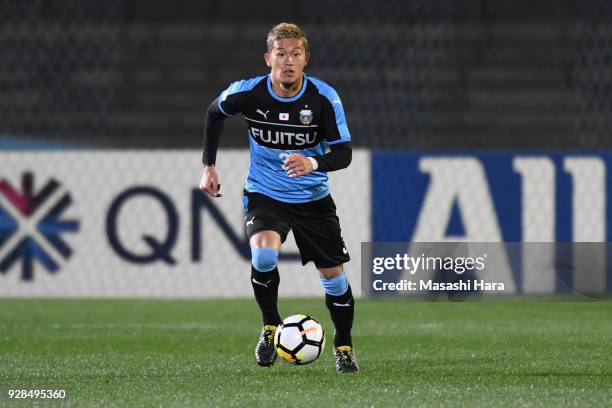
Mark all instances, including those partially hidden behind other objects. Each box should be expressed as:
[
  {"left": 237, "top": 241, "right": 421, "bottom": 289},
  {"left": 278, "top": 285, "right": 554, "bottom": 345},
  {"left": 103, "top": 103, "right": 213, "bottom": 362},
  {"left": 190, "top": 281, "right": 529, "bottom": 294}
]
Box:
[{"left": 265, "top": 38, "right": 309, "bottom": 88}]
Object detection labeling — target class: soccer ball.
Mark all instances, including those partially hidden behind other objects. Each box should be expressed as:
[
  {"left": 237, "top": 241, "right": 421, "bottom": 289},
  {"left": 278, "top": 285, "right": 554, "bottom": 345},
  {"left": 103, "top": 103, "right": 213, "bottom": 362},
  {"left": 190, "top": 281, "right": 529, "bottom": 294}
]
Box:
[{"left": 274, "top": 314, "right": 325, "bottom": 365}]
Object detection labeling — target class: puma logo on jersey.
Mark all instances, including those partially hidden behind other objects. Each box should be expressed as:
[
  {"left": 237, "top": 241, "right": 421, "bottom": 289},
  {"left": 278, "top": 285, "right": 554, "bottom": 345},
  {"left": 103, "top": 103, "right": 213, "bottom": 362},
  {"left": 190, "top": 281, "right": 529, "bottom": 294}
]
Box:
[
  {"left": 256, "top": 109, "right": 269, "bottom": 119},
  {"left": 246, "top": 216, "right": 255, "bottom": 227}
]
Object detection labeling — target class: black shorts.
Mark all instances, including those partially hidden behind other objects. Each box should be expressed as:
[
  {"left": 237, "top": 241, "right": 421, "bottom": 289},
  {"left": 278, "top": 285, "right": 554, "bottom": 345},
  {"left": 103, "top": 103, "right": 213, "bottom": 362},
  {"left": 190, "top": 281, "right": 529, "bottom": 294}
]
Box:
[{"left": 243, "top": 191, "right": 350, "bottom": 268}]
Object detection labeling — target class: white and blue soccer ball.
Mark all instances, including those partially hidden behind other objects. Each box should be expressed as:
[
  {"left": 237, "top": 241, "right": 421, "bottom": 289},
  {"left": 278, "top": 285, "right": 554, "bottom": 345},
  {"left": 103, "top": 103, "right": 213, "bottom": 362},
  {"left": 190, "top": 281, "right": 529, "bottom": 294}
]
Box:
[{"left": 274, "top": 314, "right": 325, "bottom": 365}]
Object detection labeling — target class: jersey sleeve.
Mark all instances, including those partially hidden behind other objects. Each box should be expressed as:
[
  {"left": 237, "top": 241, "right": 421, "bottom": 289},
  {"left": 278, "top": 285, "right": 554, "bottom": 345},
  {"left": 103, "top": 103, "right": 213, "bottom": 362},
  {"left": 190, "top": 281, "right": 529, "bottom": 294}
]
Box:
[
  {"left": 319, "top": 88, "right": 351, "bottom": 145},
  {"left": 217, "top": 76, "right": 266, "bottom": 116},
  {"left": 313, "top": 141, "right": 352, "bottom": 172},
  {"left": 217, "top": 80, "right": 249, "bottom": 116},
  {"left": 202, "top": 98, "right": 226, "bottom": 165}
]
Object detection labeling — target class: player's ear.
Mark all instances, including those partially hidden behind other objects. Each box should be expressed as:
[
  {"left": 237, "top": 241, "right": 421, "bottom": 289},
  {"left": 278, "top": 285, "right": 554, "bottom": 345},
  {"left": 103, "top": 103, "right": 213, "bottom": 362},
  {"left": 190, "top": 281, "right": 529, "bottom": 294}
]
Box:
[
  {"left": 305, "top": 52, "right": 310, "bottom": 66},
  {"left": 264, "top": 52, "right": 271, "bottom": 68}
]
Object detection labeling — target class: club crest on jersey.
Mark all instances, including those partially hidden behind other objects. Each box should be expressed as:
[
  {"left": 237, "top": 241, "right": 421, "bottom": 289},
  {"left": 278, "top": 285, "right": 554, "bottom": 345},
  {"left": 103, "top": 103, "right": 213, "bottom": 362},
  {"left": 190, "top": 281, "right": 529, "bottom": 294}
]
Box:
[{"left": 299, "top": 109, "right": 313, "bottom": 125}]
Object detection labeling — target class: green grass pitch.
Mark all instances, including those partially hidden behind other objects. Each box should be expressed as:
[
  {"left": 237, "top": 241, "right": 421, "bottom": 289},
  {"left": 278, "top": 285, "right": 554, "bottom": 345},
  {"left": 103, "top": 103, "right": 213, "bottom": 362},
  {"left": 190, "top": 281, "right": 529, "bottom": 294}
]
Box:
[{"left": 1, "top": 298, "right": 611, "bottom": 407}]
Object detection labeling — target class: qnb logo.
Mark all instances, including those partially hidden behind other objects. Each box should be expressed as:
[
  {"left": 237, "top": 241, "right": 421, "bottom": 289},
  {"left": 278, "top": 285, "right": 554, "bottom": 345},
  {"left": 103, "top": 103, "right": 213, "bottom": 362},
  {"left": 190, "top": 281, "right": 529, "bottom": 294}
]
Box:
[{"left": 0, "top": 172, "right": 79, "bottom": 281}]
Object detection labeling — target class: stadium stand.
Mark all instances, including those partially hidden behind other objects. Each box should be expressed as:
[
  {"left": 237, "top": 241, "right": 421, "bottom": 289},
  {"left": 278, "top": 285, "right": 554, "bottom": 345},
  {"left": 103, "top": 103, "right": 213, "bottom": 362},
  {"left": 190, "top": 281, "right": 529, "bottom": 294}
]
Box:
[{"left": 0, "top": 0, "right": 610, "bottom": 149}]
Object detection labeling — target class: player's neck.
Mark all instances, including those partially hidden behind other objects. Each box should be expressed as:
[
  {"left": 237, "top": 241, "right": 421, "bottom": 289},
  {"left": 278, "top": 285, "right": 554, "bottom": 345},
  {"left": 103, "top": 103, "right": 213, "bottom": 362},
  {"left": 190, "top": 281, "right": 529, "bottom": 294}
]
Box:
[{"left": 271, "top": 75, "right": 303, "bottom": 98}]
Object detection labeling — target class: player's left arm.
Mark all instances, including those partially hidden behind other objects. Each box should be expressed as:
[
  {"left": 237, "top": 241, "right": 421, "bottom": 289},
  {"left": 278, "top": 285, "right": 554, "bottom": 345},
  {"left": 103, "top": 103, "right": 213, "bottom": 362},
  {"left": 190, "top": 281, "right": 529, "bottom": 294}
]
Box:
[
  {"left": 285, "top": 142, "right": 352, "bottom": 178},
  {"left": 285, "top": 86, "right": 352, "bottom": 178}
]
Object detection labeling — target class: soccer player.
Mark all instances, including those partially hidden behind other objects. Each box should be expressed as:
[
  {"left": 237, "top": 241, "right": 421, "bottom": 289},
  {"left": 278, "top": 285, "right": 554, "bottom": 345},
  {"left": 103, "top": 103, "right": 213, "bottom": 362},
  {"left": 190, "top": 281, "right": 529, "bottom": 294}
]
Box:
[{"left": 199, "top": 23, "right": 358, "bottom": 373}]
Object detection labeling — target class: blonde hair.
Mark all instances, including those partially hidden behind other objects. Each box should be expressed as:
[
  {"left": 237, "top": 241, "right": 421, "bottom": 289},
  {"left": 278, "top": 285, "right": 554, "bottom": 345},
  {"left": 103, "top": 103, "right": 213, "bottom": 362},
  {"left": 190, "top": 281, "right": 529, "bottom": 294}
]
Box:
[{"left": 266, "top": 22, "right": 308, "bottom": 52}]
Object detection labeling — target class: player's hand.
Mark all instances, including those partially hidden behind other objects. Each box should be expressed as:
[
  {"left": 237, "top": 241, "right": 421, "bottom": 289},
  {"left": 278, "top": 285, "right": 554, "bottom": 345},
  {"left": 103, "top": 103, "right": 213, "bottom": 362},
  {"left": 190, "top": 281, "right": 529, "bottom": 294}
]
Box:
[
  {"left": 284, "top": 153, "right": 313, "bottom": 179},
  {"left": 200, "top": 165, "right": 221, "bottom": 197}
]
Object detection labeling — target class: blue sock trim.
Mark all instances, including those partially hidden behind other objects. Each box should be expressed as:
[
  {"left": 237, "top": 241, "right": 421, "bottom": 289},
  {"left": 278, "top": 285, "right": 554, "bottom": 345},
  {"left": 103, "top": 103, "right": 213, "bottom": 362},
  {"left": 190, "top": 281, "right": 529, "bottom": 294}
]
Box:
[
  {"left": 319, "top": 272, "right": 349, "bottom": 296},
  {"left": 251, "top": 248, "right": 278, "bottom": 272}
]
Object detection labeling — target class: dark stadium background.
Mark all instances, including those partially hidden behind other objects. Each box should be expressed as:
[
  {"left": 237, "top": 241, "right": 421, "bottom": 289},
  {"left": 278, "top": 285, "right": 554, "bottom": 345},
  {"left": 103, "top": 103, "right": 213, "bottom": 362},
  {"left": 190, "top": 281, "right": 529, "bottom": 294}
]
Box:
[{"left": 2, "top": 0, "right": 610, "bottom": 150}]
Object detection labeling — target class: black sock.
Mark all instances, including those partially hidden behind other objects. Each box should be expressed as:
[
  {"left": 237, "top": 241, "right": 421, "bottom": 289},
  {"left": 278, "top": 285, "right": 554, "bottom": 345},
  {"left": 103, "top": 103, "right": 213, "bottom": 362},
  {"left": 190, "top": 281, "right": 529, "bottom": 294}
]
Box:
[
  {"left": 325, "top": 284, "right": 354, "bottom": 347},
  {"left": 251, "top": 266, "right": 281, "bottom": 326}
]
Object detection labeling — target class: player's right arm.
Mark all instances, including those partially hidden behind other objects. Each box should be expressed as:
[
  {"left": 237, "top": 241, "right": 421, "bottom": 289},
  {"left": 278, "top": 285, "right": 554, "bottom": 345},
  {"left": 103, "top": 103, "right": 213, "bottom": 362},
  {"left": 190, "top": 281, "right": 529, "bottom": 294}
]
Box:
[
  {"left": 200, "top": 97, "right": 228, "bottom": 196},
  {"left": 200, "top": 78, "right": 263, "bottom": 195},
  {"left": 200, "top": 79, "right": 249, "bottom": 196}
]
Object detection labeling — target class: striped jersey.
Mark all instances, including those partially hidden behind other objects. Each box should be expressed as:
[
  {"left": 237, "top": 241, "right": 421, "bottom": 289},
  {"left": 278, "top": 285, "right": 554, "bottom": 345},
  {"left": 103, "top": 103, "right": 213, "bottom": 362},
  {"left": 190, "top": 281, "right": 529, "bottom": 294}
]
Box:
[{"left": 217, "top": 74, "right": 351, "bottom": 203}]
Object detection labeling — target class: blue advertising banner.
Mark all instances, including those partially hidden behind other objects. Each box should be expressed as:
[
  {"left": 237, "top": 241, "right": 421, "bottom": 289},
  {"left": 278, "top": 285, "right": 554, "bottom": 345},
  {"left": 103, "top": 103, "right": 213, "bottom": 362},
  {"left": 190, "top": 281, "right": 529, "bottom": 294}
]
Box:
[
  {"left": 371, "top": 153, "right": 612, "bottom": 294},
  {"left": 373, "top": 152, "right": 611, "bottom": 242}
]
